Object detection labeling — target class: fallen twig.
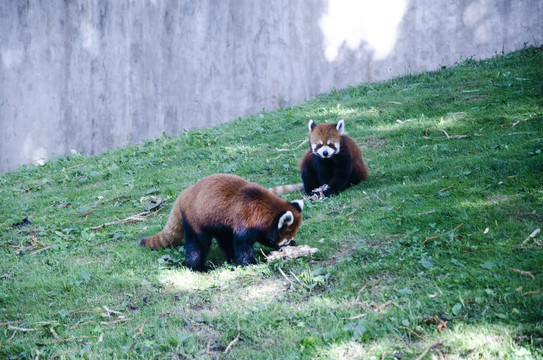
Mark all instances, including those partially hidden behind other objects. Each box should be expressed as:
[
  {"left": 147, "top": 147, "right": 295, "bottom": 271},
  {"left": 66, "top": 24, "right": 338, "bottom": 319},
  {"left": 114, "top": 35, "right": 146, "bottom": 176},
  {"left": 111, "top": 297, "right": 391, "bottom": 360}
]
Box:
[
  {"left": 501, "top": 117, "right": 536, "bottom": 127},
  {"left": 510, "top": 268, "right": 535, "bottom": 280},
  {"left": 90, "top": 211, "right": 154, "bottom": 230},
  {"left": 133, "top": 321, "right": 146, "bottom": 339},
  {"left": 7, "top": 235, "right": 52, "bottom": 255},
  {"left": 275, "top": 139, "right": 308, "bottom": 152},
  {"left": 344, "top": 313, "right": 367, "bottom": 320},
  {"left": 424, "top": 127, "right": 469, "bottom": 139},
  {"left": 522, "top": 291, "right": 540, "bottom": 296},
  {"left": 516, "top": 213, "right": 543, "bottom": 221},
  {"left": 424, "top": 316, "right": 448, "bottom": 333},
  {"left": 522, "top": 228, "right": 541, "bottom": 244},
  {"left": 345, "top": 279, "right": 382, "bottom": 291},
  {"left": 277, "top": 267, "right": 296, "bottom": 288},
  {"left": 369, "top": 300, "right": 392, "bottom": 313},
  {"left": 438, "top": 186, "right": 454, "bottom": 193},
  {"left": 69, "top": 320, "right": 96, "bottom": 330},
  {"left": 8, "top": 325, "right": 36, "bottom": 332},
  {"left": 415, "top": 342, "right": 444, "bottom": 360},
  {"left": 423, "top": 223, "right": 464, "bottom": 244},
  {"left": 400, "top": 325, "right": 424, "bottom": 339},
  {"left": 224, "top": 326, "right": 241, "bottom": 355}
]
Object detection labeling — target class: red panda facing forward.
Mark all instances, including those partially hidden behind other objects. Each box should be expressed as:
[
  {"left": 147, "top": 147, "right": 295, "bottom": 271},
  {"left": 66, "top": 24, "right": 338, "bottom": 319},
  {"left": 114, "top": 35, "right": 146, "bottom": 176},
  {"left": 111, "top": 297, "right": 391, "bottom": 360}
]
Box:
[
  {"left": 140, "top": 174, "right": 304, "bottom": 271},
  {"left": 300, "top": 119, "right": 369, "bottom": 197}
]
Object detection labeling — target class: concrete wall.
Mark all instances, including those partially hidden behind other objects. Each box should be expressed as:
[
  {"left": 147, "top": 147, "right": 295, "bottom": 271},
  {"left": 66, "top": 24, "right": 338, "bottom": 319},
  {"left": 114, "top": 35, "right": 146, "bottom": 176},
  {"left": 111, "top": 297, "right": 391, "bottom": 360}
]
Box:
[{"left": 1, "top": 0, "right": 541, "bottom": 173}]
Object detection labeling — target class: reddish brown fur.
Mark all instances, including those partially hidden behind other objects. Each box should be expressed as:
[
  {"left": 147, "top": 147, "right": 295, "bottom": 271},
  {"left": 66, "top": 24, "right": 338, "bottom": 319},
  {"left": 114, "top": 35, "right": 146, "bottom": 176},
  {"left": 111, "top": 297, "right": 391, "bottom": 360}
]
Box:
[
  {"left": 140, "top": 174, "right": 302, "bottom": 251},
  {"left": 299, "top": 120, "right": 368, "bottom": 196}
]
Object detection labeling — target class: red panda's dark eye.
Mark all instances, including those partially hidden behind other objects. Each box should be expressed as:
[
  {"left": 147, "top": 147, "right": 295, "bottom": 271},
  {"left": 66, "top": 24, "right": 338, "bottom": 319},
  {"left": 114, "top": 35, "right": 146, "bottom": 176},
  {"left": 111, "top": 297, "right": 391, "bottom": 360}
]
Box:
[{"left": 315, "top": 144, "right": 323, "bottom": 149}]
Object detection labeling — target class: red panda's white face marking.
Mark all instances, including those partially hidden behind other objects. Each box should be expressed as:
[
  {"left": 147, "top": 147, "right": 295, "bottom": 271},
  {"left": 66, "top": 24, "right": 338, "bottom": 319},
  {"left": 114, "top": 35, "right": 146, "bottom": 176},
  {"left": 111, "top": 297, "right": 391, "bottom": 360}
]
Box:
[{"left": 308, "top": 120, "right": 344, "bottom": 159}]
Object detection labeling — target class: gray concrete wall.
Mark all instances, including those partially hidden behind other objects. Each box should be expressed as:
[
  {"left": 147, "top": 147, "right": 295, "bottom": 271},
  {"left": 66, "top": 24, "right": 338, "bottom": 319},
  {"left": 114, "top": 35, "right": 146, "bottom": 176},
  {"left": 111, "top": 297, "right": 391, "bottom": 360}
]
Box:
[{"left": 1, "top": 0, "right": 541, "bottom": 173}]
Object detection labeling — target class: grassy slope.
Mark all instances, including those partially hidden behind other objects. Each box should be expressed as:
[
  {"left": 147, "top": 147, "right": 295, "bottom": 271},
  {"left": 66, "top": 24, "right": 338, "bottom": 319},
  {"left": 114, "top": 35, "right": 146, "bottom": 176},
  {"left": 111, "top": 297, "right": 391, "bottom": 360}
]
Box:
[{"left": 0, "top": 47, "right": 542, "bottom": 359}]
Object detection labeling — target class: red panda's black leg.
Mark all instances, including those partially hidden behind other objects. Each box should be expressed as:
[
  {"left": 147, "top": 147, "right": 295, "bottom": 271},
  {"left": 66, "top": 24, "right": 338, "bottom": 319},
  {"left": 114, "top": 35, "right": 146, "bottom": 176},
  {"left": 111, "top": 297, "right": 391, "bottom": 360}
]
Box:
[
  {"left": 301, "top": 160, "right": 320, "bottom": 195},
  {"left": 183, "top": 221, "right": 212, "bottom": 271},
  {"left": 233, "top": 232, "right": 257, "bottom": 266}
]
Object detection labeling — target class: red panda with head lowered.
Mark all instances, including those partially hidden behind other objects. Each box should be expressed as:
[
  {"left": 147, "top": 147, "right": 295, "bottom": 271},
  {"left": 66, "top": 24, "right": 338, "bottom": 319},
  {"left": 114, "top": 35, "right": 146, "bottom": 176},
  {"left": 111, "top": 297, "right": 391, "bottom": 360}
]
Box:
[
  {"left": 300, "top": 119, "right": 369, "bottom": 197},
  {"left": 140, "top": 174, "right": 303, "bottom": 271}
]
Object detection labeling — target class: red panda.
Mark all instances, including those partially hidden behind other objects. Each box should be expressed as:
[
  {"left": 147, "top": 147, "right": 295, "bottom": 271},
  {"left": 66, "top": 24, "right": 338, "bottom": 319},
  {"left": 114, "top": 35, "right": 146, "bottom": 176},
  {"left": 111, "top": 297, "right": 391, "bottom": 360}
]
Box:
[
  {"left": 299, "top": 119, "right": 369, "bottom": 197},
  {"left": 140, "top": 174, "right": 304, "bottom": 271},
  {"left": 268, "top": 183, "right": 304, "bottom": 196}
]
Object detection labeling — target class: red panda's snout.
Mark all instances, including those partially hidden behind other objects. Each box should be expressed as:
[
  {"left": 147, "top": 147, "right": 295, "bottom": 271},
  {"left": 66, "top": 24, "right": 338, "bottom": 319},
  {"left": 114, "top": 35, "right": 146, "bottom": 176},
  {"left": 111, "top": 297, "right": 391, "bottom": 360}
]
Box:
[{"left": 311, "top": 140, "right": 340, "bottom": 158}]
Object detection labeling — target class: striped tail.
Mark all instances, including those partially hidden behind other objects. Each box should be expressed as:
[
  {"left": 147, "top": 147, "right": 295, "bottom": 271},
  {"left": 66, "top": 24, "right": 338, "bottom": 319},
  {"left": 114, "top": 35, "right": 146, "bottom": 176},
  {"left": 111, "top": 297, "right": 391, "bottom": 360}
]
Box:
[
  {"left": 140, "top": 197, "right": 185, "bottom": 250},
  {"left": 268, "top": 183, "right": 304, "bottom": 196}
]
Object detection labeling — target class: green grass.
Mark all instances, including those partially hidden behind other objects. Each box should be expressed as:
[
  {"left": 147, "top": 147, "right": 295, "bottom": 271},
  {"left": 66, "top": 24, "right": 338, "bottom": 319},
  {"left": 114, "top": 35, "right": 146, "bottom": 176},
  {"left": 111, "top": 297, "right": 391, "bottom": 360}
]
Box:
[{"left": 1, "top": 46, "right": 542, "bottom": 359}]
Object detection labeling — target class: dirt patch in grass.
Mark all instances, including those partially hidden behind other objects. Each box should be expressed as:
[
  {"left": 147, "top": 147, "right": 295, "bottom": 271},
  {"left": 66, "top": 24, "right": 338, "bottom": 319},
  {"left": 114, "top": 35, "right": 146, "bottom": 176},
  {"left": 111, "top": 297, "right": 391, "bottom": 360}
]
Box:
[
  {"left": 312, "top": 242, "right": 359, "bottom": 266},
  {"left": 362, "top": 137, "right": 387, "bottom": 149}
]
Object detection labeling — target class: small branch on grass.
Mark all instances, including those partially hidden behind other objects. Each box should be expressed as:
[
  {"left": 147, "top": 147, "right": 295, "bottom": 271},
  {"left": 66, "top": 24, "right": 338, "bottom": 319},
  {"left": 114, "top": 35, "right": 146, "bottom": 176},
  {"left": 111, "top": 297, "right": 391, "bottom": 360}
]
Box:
[
  {"left": 69, "top": 320, "right": 96, "bottom": 330},
  {"left": 438, "top": 185, "right": 454, "bottom": 193},
  {"left": 277, "top": 267, "right": 296, "bottom": 288},
  {"left": 101, "top": 305, "right": 123, "bottom": 318},
  {"left": 132, "top": 321, "right": 146, "bottom": 339},
  {"left": 417, "top": 210, "right": 435, "bottom": 215},
  {"left": 90, "top": 211, "right": 155, "bottom": 230},
  {"left": 415, "top": 342, "right": 444, "bottom": 360},
  {"left": 8, "top": 325, "right": 36, "bottom": 332},
  {"left": 424, "top": 127, "right": 469, "bottom": 139},
  {"left": 344, "top": 313, "right": 367, "bottom": 320},
  {"left": 423, "top": 223, "right": 463, "bottom": 244},
  {"left": 7, "top": 235, "right": 52, "bottom": 255},
  {"left": 275, "top": 139, "right": 308, "bottom": 152},
  {"left": 501, "top": 117, "right": 536, "bottom": 128},
  {"left": 47, "top": 336, "right": 88, "bottom": 344},
  {"left": 345, "top": 279, "right": 381, "bottom": 291},
  {"left": 224, "top": 325, "right": 241, "bottom": 355},
  {"left": 400, "top": 326, "right": 424, "bottom": 339},
  {"left": 522, "top": 228, "right": 541, "bottom": 244},
  {"left": 373, "top": 193, "right": 384, "bottom": 204},
  {"left": 424, "top": 316, "right": 448, "bottom": 333},
  {"left": 369, "top": 300, "right": 392, "bottom": 313},
  {"left": 516, "top": 213, "right": 543, "bottom": 221},
  {"left": 522, "top": 291, "right": 540, "bottom": 296},
  {"left": 510, "top": 268, "right": 535, "bottom": 280}
]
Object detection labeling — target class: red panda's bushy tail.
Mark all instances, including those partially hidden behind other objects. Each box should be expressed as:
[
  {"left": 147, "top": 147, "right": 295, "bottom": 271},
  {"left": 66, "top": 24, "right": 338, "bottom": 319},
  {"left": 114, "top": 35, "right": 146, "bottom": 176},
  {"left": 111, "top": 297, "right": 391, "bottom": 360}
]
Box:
[
  {"left": 268, "top": 183, "right": 304, "bottom": 196},
  {"left": 140, "top": 196, "right": 185, "bottom": 250}
]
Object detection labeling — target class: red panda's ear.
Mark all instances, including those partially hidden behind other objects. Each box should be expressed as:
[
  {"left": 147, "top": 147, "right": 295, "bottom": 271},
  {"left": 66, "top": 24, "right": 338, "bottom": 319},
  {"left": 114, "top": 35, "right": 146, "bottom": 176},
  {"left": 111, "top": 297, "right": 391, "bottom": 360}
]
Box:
[
  {"left": 278, "top": 211, "right": 294, "bottom": 229},
  {"left": 336, "top": 119, "right": 345, "bottom": 135},
  {"left": 290, "top": 200, "right": 304, "bottom": 213},
  {"left": 308, "top": 120, "right": 316, "bottom": 132}
]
